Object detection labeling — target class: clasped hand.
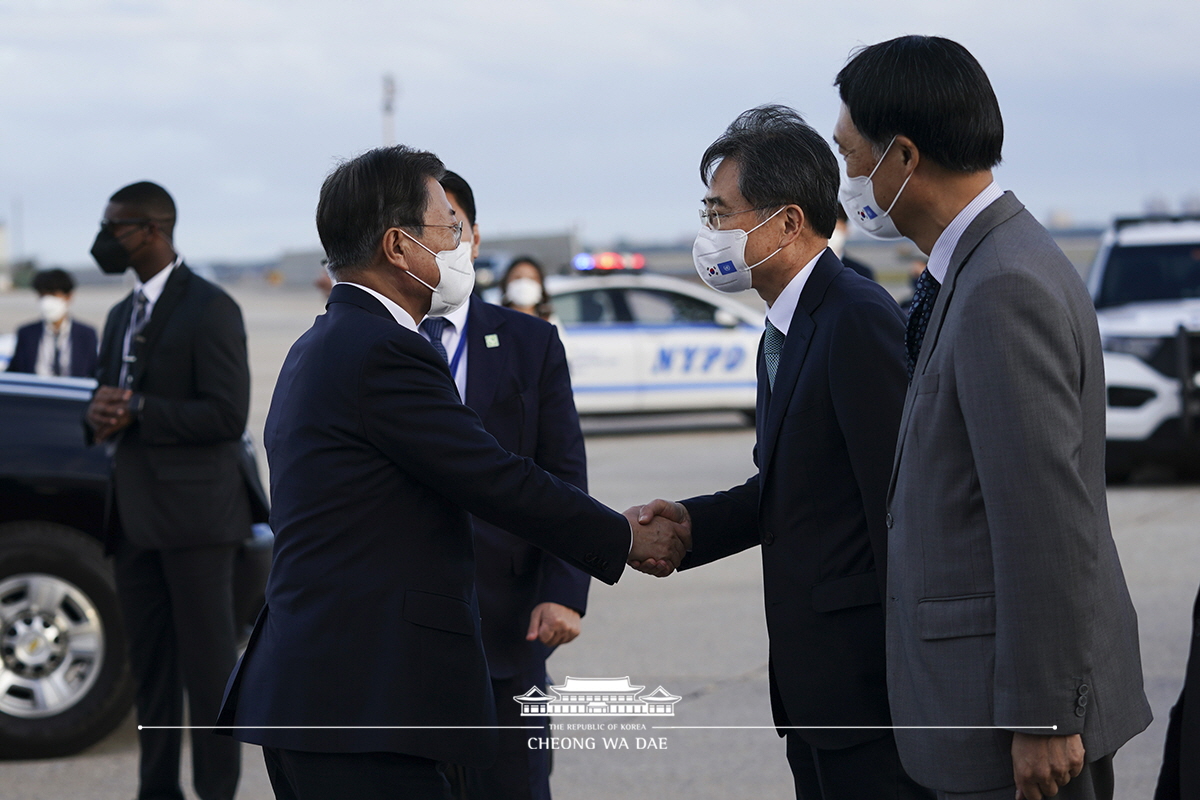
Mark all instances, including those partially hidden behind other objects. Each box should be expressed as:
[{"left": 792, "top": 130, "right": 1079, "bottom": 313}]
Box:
[
  {"left": 622, "top": 499, "right": 692, "bottom": 578},
  {"left": 86, "top": 386, "right": 134, "bottom": 442}
]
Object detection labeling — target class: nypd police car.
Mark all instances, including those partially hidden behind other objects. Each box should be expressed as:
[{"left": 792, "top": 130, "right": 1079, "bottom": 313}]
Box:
[
  {"left": 1091, "top": 215, "right": 1200, "bottom": 478},
  {"left": 546, "top": 254, "right": 764, "bottom": 417}
]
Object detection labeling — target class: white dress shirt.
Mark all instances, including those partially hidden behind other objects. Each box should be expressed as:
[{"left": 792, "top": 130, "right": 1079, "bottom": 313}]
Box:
[
  {"left": 419, "top": 301, "right": 469, "bottom": 400},
  {"left": 339, "top": 282, "right": 420, "bottom": 333},
  {"left": 925, "top": 182, "right": 1004, "bottom": 284},
  {"left": 35, "top": 318, "right": 73, "bottom": 377},
  {"left": 122, "top": 256, "right": 181, "bottom": 369},
  {"left": 765, "top": 249, "right": 824, "bottom": 334}
]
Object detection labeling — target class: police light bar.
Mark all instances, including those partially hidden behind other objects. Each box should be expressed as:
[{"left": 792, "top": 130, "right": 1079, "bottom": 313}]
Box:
[{"left": 572, "top": 252, "right": 646, "bottom": 272}]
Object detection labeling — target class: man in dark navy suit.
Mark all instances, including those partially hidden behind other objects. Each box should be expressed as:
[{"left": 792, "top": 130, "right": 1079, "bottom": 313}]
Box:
[
  {"left": 218, "top": 146, "right": 686, "bottom": 800},
  {"left": 86, "top": 181, "right": 251, "bottom": 800},
  {"left": 7, "top": 268, "right": 98, "bottom": 377},
  {"left": 429, "top": 171, "right": 590, "bottom": 800},
  {"left": 636, "top": 107, "right": 931, "bottom": 800}
]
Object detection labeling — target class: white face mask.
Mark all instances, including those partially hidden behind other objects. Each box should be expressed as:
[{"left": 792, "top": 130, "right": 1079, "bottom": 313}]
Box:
[
  {"left": 505, "top": 277, "right": 543, "bottom": 308},
  {"left": 692, "top": 206, "right": 785, "bottom": 293},
  {"left": 837, "top": 137, "right": 913, "bottom": 241},
  {"left": 401, "top": 234, "right": 476, "bottom": 317},
  {"left": 39, "top": 295, "right": 69, "bottom": 323}
]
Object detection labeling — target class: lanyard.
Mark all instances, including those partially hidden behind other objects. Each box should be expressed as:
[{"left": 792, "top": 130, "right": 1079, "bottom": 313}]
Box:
[{"left": 448, "top": 316, "right": 468, "bottom": 377}]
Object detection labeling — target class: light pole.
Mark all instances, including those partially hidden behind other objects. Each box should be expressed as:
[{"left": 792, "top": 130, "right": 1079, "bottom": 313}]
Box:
[{"left": 382, "top": 74, "right": 396, "bottom": 146}]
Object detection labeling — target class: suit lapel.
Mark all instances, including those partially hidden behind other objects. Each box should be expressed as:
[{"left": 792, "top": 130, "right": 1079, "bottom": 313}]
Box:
[
  {"left": 464, "top": 297, "right": 510, "bottom": 414},
  {"left": 130, "top": 264, "right": 191, "bottom": 388},
  {"left": 887, "top": 192, "right": 1026, "bottom": 502},
  {"left": 758, "top": 250, "right": 840, "bottom": 484}
]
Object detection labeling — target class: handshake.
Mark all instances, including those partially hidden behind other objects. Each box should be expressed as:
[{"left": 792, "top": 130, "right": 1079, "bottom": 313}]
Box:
[{"left": 621, "top": 500, "right": 693, "bottom": 578}]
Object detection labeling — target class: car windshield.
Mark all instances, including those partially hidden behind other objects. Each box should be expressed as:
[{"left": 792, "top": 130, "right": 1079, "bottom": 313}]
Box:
[{"left": 1096, "top": 243, "right": 1200, "bottom": 308}]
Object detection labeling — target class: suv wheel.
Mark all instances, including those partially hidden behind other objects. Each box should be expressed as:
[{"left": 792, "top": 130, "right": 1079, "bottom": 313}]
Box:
[{"left": 0, "top": 522, "right": 134, "bottom": 758}]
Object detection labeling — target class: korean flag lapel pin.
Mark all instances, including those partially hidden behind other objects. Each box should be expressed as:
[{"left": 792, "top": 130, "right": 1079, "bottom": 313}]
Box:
[{"left": 484, "top": 333, "right": 500, "bottom": 349}]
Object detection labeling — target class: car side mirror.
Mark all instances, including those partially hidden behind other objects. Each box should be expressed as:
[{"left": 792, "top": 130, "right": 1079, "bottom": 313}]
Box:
[{"left": 714, "top": 309, "right": 739, "bottom": 329}]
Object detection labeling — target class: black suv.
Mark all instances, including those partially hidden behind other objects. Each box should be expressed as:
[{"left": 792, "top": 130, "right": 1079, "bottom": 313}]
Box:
[{"left": 0, "top": 372, "right": 272, "bottom": 758}]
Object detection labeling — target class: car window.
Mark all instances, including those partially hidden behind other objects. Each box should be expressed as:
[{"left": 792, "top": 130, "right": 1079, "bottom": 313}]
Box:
[
  {"left": 554, "top": 289, "right": 632, "bottom": 325},
  {"left": 1097, "top": 244, "right": 1200, "bottom": 308},
  {"left": 625, "top": 289, "right": 718, "bottom": 324}
]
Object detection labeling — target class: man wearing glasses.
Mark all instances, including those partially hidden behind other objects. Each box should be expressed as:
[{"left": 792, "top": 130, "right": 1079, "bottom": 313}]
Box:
[
  {"left": 634, "top": 106, "right": 930, "bottom": 799},
  {"left": 217, "top": 146, "right": 686, "bottom": 799},
  {"left": 86, "top": 181, "right": 253, "bottom": 800}
]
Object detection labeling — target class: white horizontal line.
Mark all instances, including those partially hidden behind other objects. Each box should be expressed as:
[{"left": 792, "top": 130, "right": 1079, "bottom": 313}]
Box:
[
  {"left": 652, "top": 725, "right": 1059, "bottom": 730},
  {"left": 139, "top": 726, "right": 544, "bottom": 730}
]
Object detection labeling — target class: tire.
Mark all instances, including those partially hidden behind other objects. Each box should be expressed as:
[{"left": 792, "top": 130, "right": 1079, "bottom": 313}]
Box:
[{"left": 0, "top": 521, "right": 135, "bottom": 759}]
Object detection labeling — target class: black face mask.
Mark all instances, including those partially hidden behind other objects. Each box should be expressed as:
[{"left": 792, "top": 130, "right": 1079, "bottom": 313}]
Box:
[{"left": 91, "top": 228, "right": 133, "bottom": 275}]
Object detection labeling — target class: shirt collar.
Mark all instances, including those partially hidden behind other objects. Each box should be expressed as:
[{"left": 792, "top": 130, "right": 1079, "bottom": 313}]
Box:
[
  {"left": 765, "top": 249, "right": 823, "bottom": 336},
  {"left": 438, "top": 298, "right": 470, "bottom": 333},
  {"left": 338, "top": 282, "right": 420, "bottom": 333},
  {"left": 135, "top": 256, "right": 182, "bottom": 305},
  {"left": 925, "top": 182, "right": 1003, "bottom": 284}
]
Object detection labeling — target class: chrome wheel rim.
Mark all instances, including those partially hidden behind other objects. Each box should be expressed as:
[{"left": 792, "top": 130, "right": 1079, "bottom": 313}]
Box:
[{"left": 0, "top": 574, "right": 105, "bottom": 719}]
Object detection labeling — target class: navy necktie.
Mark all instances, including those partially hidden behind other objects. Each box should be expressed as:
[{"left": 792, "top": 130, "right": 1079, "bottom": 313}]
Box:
[
  {"left": 120, "top": 290, "right": 149, "bottom": 388},
  {"left": 905, "top": 270, "right": 941, "bottom": 383},
  {"left": 420, "top": 317, "right": 450, "bottom": 362},
  {"left": 763, "top": 319, "right": 785, "bottom": 390}
]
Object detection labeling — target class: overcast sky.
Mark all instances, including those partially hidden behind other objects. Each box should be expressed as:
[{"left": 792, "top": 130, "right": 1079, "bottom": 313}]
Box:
[{"left": 1, "top": 0, "right": 1197, "bottom": 267}]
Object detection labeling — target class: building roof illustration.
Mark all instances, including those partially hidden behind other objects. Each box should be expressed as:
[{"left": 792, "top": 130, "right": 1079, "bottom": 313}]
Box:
[
  {"left": 641, "top": 686, "right": 682, "bottom": 702},
  {"left": 513, "top": 686, "right": 555, "bottom": 703},
  {"left": 552, "top": 677, "right": 645, "bottom": 694}
]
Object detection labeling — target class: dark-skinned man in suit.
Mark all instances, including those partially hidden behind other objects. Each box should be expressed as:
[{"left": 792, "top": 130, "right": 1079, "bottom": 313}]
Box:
[
  {"left": 86, "top": 181, "right": 251, "bottom": 800},
  {"left": 427, "top": 170, "right": 589, "bottom": 800},
  {"left": 217, "top": 146, "right": 686, "bottom": 800},
  {"left": 636, "top": 106, "right": 930, "bottom": 800}
]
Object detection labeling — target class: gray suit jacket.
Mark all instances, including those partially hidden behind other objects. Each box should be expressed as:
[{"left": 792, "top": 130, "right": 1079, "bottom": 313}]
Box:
[{"left": 885, "top": 192, "right": 1152, "bottom": 793}]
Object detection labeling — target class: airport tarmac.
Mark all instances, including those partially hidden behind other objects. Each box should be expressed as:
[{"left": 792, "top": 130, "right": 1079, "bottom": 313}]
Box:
[{"left": 1, "top": 283, "right": 1195, "bottom": 798}]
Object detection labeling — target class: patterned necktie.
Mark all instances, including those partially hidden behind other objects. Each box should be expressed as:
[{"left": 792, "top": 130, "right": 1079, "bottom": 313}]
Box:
[
  {"left": 763, "top": 318, "right": 785, "bottom": 390},
  {"left": 119, "top": 290, "right": 149, "bottom": 388},
  {"left": 420, "top": 317, "right": 450, "bottom": 362},
  {"left": 51, "top": 331, "right": 63, "bottom": 377},
  {"left": 905, "top": 270, "right": 941, "bottom": 383}
]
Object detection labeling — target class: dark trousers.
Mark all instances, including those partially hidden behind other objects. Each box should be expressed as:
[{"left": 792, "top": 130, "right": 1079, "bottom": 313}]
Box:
[
  {"left": 787, "top": 731, "right": 935, "bottom": 800},
  {"left": 934, "top": 754, "right": 1113, "bottom": 800},
  {"left": 263, "top": 747, "right": 450, "bottom": 800},
  {"left": 459, "top": 669, "right": 551, "bottom": 800},
  {"left": 113, "top": 537, "right": 241, "bottom": 800}
]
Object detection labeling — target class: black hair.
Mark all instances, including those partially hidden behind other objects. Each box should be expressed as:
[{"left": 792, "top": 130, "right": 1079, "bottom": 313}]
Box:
[
  {"left": 32, "top": 268, "right": 76, "bottom": 296},
  {"left": 108, "top": 181, "right": 176, "bottom": 238},
  {"left": 700, "top": 105, "right": 839, "bottom": 239},
  {"left": 440, "top": 170, "right": 476, "bottom": 227},
  {"left": 316, "top": 145, "right": 445, "bottom": 279},
  {"left": 835, "top": 35, "right": 1003, "bottom": 172}
]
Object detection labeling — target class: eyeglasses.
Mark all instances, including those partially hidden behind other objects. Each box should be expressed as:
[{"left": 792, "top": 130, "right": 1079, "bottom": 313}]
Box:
[
  {"left": 421, "top": 221, "right": 464, "bottom": 247},
  {"left": 699, "top": 206, "right": 777, "bottom": 231},
  {"left": 98, "top": 217, "right": 172, "bottom": 233}
]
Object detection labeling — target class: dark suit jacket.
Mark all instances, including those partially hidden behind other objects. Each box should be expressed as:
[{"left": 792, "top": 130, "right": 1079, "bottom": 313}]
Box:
[
  {"left": 1155, "top": 582, "right": 1200, "bottom": 800},
  {"left": 218, "top": 284, "right": 629, "bottom": 767},
  {"left": 7, "top": 318, "right": 99, "bottom": 377},
  {"left": 93, "top": 264, "right": 252, "bottom": 550},
  {"left": 464, "top": 297, "right": 591, "bottom": 680},
  {"left": 679, "top": 249, "right": 908, "bottom": 750}
]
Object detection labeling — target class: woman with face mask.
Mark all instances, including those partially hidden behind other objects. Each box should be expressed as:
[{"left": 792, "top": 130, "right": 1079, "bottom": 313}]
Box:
[{"left": 501, "top": 256, "right": 553, "bottom": 321}]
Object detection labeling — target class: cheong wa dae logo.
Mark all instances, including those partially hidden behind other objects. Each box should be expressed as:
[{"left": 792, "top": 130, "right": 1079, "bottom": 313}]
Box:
[{"left": 515, "top": 677, "right": 681, "bottom": 717}]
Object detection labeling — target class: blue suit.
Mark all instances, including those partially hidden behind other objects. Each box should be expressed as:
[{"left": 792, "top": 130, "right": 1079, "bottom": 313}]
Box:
[
  {"left": 218, "top": 285, "right": 629, "bottom": 773},
  {"left": 461, "top": 296, "right": 590, "bottom": 799},
  {"left": 7, "top": 319, "right": 98, "bottom": 377}
]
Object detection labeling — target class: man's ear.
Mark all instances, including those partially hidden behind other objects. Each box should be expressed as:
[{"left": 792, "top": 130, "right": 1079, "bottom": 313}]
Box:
[
  {"left": 894, "top": 135, "right": 921, "bottom": 171},
  {"left": 469, "top": 223, "right": 481, "bottom": 262},
  {"left": 781, "top": 204, "right": 807, "bottom": 245},
  {"left": 381, "top": 228, "right": 411, "bottom": 272}
]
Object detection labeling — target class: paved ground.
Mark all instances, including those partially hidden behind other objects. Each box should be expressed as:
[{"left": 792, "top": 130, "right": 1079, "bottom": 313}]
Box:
[{"left": 1, "top": 284, "right": 1197, "bottom": 798}]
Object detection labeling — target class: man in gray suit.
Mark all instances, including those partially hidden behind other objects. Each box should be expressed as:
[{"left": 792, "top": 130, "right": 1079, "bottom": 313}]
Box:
[{"left": 832, "top": 36, "right": 1152, "bottom": 800}]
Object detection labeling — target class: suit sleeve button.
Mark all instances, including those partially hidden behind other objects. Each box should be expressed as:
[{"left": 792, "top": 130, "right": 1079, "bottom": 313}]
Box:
[
  {"left": 762, "top": 532, "right": 775, "bottom": 546},
  {"left": 886, "top": 513, "right": 894, "bottom": 528},
  {"left": 1075, "top": 707, "right": 1086, "bottom": 717},
  {"left": 1078, "top": 684, "right": 1090, "bottom": 695},
  {"left": 1077, "top": 695, "right": 1088, "bottom": 707}
]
